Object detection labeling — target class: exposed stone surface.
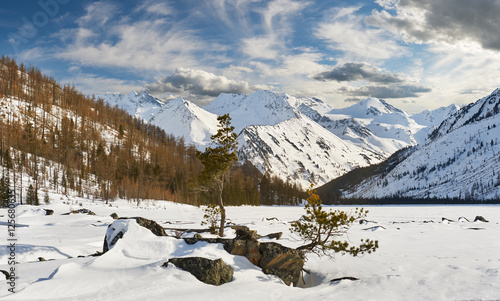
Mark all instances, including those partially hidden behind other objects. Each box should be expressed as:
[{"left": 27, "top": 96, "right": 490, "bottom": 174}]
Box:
[
  {"left": 103, "top": 230, "right": 123, "bottom": 253},
  {"left": 44, "top": 209, "right": 54, "bottom": 216},
  {"left": 165, "top": 257, "right": 233, "bottom": 286},
  {"left": 263, "top": 232, "right": 283, "bottom": 240},
  {"left": 474, "top": 215, "right": 489, "bottom": 222},
  {"left": 182, "top": 227, "right": 305, "bottom": 286},
  {"left": 63, "top": 208, "right": 96, "bottom": 215},
  {"left": 110, "top": 213, "right": 119, "bottom": 219},
  {"left": 259, "top": 242, "right": 305, "bottom": 286},
  {"left": 119, "top": 217, "right": 167, "bottom": 236}
]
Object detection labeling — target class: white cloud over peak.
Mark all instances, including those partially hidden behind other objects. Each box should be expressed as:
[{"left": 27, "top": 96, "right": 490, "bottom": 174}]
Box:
[{"left": 145, "top": 68, "right": 270, "bottom": 101}]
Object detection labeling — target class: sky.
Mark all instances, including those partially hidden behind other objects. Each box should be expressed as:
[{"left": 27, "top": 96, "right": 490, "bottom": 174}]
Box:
[{"left": 0, "top": 0, "right": 499, "bottom": 113}]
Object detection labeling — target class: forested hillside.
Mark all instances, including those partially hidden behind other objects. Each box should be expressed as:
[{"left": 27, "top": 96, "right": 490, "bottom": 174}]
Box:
[{"left": 0, "top": 57, "right": 303, "bottom": 206}]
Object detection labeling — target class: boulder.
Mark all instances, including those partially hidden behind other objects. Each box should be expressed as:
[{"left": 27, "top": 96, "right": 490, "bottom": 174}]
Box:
[
  {"left": 44, "top": 209, "right": 54, "bottom": 216},
  {"left": 259, "top": 242, "right": 305, "bottom": 286},
  {"left": 263, "top": 232, "right": 283, "bottom": 240},
  {"left": 182, "top": 227, "right": 305, "bottom": 286},
  {"left": 110, "top": 213, "right": 119, "bottom": 219},
  {"left": 231, "top": 239, "right": 262, "bottom": 265},
  {"left": 233, "top": 225, "right": 261, "bottom": 240},
  {"left": 474, "top": 216, "right": 489, "bottom": 222},
  {"left": 165, "top": 257, "right": 233, "bottom": 286},
  {"left": 63, "top": 208, "right": 96, "bottom": 215},
  {"left": 119, "top": 217, "right": 167, "bottom": 236},
  {"left": 103, "top": 228, "right": 123, "bottom": 253},
  {"left": 103, "top": 217, "right": 167, "bottom": 253}
]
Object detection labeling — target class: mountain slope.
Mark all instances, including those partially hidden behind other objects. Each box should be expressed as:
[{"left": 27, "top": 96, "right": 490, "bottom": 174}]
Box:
[
  {"left": 327, "top": 89, "right": 500, "bottom": 200},
  {"left": 238, "top": 113, "right": 383, "bottom": 186},
  {"left": 96, "top": 91, "right": 164, "bottom": 120},
  {"left": 151, "top": 97, "right": 219, "bottom": 146},
  {"left": 98, "top": 89, "right": 461, "bottom": 188}
]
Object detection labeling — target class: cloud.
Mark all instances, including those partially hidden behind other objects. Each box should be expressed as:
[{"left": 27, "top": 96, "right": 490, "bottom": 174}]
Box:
[
  {"left": 145, "top": 68, "right": 263, "bottom": 99},
  {"left": 368, "top": 0, "right": 500, "bottom": 51},
  {"left": 339, "top": 84, "right": 431, "bottom": 99},
  {"left": 315, "top": 6, "right": 407, "bottom": 61},
  {"left": 61, "top": 73, "right": 142, "bottom": 95},
  {"left": 313, "top": 62, "right": 405, "bottom": 84},
  {"left": 135, "top": 0, "right": 174, "bottom": 16},
  {"left": 77, "top": 1, "right": 118, "bottom": 27}
]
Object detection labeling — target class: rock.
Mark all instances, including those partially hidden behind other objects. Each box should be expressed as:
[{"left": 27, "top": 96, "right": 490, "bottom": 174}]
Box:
[
  {"left": 44, "top": 209, "right": 54, "bottom": 216},
  {"left": 63, "top": 208, "right": 96, "bottom": 215},
  {"left": 231, "top": 239, "right": 262, "bottom": 265},
  {"left": 442, "top": 217, "right": 454, "bottom": 223},
  {"left": 103, "top": 229, "right": 123, "bottom": 253},
  {"left": 119, "top": 217, "right": 167, "bottom": 236},
  {"left": 474, "top": 216, "right": 489, "bottom": 223},
  {"left": 233, "top": 225, "right": 261, "bottom": 240},
  {"left": 165, "top": 257, "right": 233, "bottom": 286},
  {"left": 183, "top": 228, "right": 305, "bottom": 286},
  {"left": 38, "top": 257, "right": 46, "bottom": 261},
  {"left": 259, "top": 242, "right": 305, "bottom": 286},
  {"left": 0, "top": 270, "right": 9, "bottom": 280},
  {"left": 110, "top": 213, "right": 119, "bottom": 219},
  {"left": 330, "top": 276, "right": 359, "bottom": 283},
  {"left": 263, "top": 232, "right": 283, "bottom": 240}
]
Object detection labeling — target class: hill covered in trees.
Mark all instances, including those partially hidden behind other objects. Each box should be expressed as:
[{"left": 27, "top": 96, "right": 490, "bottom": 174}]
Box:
[{"left": 0, "top": 56, "right": 303, "bottom": 207}]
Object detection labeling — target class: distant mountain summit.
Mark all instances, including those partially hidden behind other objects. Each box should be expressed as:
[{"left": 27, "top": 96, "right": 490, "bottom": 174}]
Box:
[
  {"left": 98, "top": 90, "right": 460, "bottom": 188},
  {"left": 320, "top": 88, "right": 500, "bottom": 200}
]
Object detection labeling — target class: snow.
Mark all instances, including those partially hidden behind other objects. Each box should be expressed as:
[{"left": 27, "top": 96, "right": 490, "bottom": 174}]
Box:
[
  {"left": 344, "top": 89, "right": 500, "bottom": 200},
  {"left": 96, "top": 90, "right": 462, "bottom": 188},
  {"left": 1, "top": 193, "right": 499, "bottom": 300}
]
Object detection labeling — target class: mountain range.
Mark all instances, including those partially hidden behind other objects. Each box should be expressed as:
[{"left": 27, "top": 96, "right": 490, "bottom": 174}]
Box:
[
  {"left": 319, "top": 88, "right": 500, "bottom": 201},
  {"left": 97, "top": 90, "right": 461, "bottom": 189}
]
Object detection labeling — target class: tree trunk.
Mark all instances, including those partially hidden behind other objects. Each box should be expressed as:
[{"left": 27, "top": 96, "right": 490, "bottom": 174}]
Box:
[{"left": 218, "top": 179, "right": 225, "bottom": 237}]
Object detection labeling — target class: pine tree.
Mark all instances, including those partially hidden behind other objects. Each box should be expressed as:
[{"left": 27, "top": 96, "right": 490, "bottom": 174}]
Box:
[
  {"left": 291, "top": 185, "right": 379, "bottom": 257},
  {"left": 0, "top": 175, "right": 14, "bottom": 208},
  {"left": 44, "top": 190, "right": 50, "bottom": 204},
  {"left": 196, "top": 114, "right": 238, "bottom": 237},
  {"left": 26, "top": 184, "right": 39, "bottom": 205}
]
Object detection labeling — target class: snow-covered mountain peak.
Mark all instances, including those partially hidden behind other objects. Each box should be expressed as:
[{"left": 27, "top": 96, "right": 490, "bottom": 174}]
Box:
[
  {"left": 203, "top": 90, "right": 299, "bottom": 133},
  {"left": 332, "top": 97, "right": 406, "bottom": 117},
  {"left": 430, "top": 88, "right": 500, "bottom": 140},
  {"left": 97, "top": 91, "right": 164, "bottom": 120}
]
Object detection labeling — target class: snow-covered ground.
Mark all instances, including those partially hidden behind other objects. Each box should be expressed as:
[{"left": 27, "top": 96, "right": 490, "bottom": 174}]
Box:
[{"left": 1, "top": 195, "right": 499, "bottom": 300}]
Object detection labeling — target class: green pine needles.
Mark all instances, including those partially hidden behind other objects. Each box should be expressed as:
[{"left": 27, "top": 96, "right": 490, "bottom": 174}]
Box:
[
  {"left": 291, "top": 185, "right": 379, "bottom": 257},
  {"left": 196, "top": 114, "right": 238, "bottom": 237}
]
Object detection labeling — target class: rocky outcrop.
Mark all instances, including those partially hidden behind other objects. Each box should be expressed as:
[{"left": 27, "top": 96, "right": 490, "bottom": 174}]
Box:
[
  {"left": 119, "top": 217, "right": 167, "bottom": 236},
  {"left": 165, "top": 257, "right": 233, "bottom": 286},
  {"left": 103, "top": 217, "right": 167, "bottom": 253},
  {"left": 474, "top": 216, "right": 489, "bottom": 222},
  {"left": 63, "top": 208, "right": 95, "bottom": 215},
  {"left": 259, "top": 242, "right": 305, "bottom": 286},
  {"left": 183, "top": 226, "right": 305, "bottom": 286}
]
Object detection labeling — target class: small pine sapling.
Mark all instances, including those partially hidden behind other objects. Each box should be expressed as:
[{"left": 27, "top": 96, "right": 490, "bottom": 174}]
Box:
[
  {"left": 201, "top": 204, "right": 221, "bottom": 234},
  {"left": 291, "top": 185, "right": 378, "bottom": 257}
]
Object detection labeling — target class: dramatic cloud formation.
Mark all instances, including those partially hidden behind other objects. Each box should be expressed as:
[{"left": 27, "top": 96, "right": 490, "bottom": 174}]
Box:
[
  {"left": 339, "top": 84, "right": 431, "bottom": 99},
  {"left": 145, "top": 68, "right": 266, "bottom": 100},
  {"left": 368, "top": 0, "right": 500, "bottom": 51},
  {"left": 313, "top": 62, "right": 405, "bottom": 84},
  {"left": 1, "top": 0, "right": 498, "bottom": 112}
]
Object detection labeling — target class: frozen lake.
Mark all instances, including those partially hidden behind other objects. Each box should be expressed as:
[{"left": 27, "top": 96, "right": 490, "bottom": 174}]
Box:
[{"left": 1, "top": 198, "right": 499, "bottom": 300}]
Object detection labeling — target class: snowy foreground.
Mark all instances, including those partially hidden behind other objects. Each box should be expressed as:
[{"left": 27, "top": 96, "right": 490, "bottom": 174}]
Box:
[{"left": 1, "top": 196, "right": 499, "bottom": 300}]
